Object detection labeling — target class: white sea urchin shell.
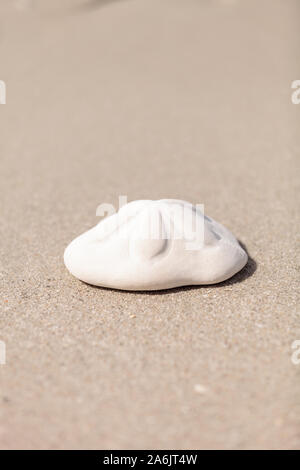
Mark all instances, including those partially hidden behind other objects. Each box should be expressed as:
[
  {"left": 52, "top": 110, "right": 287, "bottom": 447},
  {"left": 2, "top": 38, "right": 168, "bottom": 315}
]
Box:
[{"left": 64, "top": 199, "right": 248, "bottom": 290}]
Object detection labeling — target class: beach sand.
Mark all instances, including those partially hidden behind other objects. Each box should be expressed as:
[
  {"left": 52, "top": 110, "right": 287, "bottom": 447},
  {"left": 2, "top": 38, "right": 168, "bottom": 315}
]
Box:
[{"left": 0, "top": 0, "right": 299, "bottom": 449}]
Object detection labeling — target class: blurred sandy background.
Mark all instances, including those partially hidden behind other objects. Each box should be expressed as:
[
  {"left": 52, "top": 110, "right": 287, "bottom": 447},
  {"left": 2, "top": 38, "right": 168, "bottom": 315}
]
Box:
[{"left": 0, "top": 0, "right": 299, "bottom": 449}]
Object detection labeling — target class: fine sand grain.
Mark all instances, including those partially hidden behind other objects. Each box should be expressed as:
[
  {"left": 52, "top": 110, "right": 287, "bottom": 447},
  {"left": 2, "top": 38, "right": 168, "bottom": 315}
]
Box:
[{"left": 0, "top": 0, "right": 299, "bottom": 449}]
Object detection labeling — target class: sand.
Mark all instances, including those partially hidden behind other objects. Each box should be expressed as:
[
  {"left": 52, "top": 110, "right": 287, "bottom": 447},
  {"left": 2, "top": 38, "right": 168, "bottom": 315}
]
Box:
[{"left": 0, "top": 0, "right": 299, "bottom": 450}]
